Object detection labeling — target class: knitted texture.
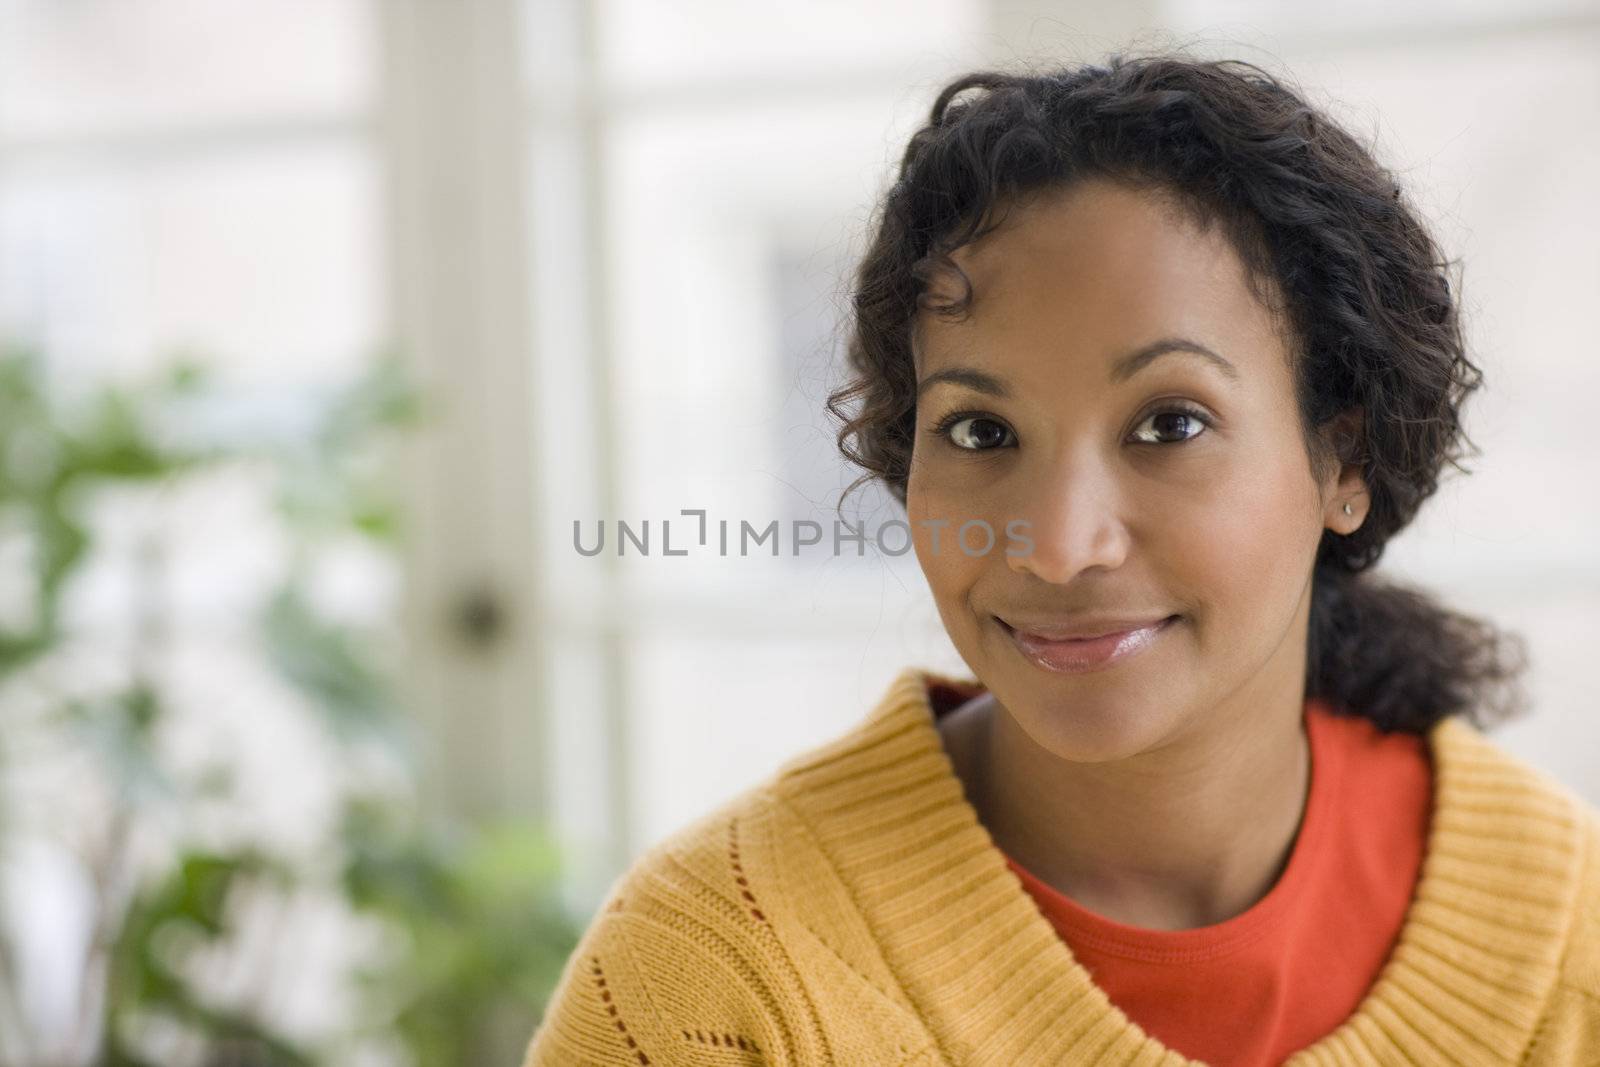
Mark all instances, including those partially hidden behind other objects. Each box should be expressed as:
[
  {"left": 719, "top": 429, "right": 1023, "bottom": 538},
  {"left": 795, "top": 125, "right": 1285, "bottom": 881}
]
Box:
[{"left": 522, "top": 666, "right": 1600, "bottom": 1066}]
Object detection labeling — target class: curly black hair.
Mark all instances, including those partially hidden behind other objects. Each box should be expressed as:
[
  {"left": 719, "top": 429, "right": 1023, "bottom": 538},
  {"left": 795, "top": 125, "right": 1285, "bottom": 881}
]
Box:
[{"left": 827, "top": 52, "right": 1530, "bottom": 736}]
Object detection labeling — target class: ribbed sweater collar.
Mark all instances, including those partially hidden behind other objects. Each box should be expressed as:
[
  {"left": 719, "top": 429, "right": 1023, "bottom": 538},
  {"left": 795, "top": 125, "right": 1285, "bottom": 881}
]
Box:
[{"left": 770, "top": 666, "right": 1590, "bottom": 1066}]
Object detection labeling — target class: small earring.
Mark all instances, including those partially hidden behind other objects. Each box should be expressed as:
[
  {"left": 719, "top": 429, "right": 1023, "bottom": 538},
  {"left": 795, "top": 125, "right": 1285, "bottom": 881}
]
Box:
[{"left": 1342, "top": 502, "right": 1354, "bottom": 516}]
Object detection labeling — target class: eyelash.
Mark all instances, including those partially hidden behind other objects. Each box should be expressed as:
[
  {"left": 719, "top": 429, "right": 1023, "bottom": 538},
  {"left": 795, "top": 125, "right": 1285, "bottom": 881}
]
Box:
[{"left": 926, "top": 402, "right": 1215, "bottom": 452}]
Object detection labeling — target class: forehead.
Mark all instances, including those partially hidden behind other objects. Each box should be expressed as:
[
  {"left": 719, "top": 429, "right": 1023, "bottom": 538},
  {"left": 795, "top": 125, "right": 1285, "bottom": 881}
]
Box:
[{"left": 913, "top": 180, "right": 1283, "bottom": 373}]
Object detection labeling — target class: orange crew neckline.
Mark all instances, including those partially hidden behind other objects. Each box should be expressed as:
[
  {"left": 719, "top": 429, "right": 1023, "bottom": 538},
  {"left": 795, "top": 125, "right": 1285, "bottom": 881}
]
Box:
[{"left": 997, "top": 698, "right": 1341, "bottom": 964}]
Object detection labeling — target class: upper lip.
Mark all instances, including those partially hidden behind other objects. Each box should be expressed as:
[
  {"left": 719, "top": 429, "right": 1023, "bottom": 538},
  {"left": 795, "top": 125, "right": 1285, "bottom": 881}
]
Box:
[{"left": 998, "top": 614, "right": 1175, "bottom": 641}]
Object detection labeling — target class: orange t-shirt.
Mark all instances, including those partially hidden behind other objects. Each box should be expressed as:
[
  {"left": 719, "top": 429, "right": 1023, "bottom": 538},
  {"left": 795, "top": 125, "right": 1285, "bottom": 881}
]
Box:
[{"left": 998, "top": 699, "right": 1433, "bottom": 1067}]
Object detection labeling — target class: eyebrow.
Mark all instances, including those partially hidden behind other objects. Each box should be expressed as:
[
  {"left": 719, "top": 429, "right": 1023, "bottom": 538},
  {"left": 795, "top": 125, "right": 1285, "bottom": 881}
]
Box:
[
  {"left": 914, "top": 366, "right": 1012, "bottom": 400},
  {"left": 915, "top": 337, "right": 1239, "bottom": 400},
  {"left": 1110, "top": 338, "right": 1239, "bottom": 384}
]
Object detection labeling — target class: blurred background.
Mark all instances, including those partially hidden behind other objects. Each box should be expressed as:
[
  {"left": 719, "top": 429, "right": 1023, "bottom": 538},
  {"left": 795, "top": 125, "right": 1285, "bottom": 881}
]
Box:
[{"left": 0, "top": 0, "right": 1596, "bottom": 1063}]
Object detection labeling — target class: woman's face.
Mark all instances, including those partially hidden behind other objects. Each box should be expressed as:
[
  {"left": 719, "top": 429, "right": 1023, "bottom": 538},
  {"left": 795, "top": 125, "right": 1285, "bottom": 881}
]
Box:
[{"left": 906, "top": 178, "right": 1362, "bottom": 763}]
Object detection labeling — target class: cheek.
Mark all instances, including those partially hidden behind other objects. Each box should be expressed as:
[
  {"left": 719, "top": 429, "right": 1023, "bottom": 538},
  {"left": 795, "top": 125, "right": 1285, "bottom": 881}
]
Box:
[
  {"left": 905, "top": 479, "right": 988, "bottom": 606},
  {"left": 1166, "top": 461, "right": 1314, "bottom": 607}
]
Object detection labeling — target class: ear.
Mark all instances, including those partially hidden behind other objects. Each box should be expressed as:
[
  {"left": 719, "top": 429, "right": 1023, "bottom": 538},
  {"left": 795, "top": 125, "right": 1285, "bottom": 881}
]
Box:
[{"left": 1321, "top": 405, "right": 1368, "bottom": 531}]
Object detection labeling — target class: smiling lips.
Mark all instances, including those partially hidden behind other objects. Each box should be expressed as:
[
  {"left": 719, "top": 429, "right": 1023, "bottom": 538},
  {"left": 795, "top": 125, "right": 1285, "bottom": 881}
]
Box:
[{"left": 999, "top": 615, "right": 1178, "bottom": 674}]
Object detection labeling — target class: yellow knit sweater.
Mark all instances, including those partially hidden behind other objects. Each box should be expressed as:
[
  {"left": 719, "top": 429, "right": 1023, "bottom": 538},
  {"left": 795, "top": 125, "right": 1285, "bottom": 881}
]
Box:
[{"left": 522, "top": 667, "right": 1600, "bottom": 1066}]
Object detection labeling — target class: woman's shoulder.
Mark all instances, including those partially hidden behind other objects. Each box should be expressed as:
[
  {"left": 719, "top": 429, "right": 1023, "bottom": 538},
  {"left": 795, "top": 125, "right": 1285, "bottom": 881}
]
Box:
[
  {"left": 1430, "top": 715, "right": 1600, "bottom": 996},
  {"left": 600, "top": 781, "right": 801, "bottom": 917},
  {"left": 1559, "top": 791, "right": 1600, "bottom": 999},
  {"left": 523, "top": 780, "right": 934, "bottom": 1067},
  {"left": 595, "top": 666, "right": 946, "bottom": 941},
  {"left": 1520, "top": 791, "right": 1600, "bottom": 1063}
]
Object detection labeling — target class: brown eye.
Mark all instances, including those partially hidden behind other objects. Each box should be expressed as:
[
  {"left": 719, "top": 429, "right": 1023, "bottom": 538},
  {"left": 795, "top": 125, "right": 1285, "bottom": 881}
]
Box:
[
  {"left": 1130, "top": 404, "right": 1212, "bottom": 445},
  {"left": 936, "top": 414, "right": 1015, "bottom": 451}
]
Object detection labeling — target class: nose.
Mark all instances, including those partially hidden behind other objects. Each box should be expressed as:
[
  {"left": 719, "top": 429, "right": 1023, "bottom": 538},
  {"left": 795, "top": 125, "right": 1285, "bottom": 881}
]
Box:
[{"left": 1006, "top": 460, "right": 1131, "bottom": 584}]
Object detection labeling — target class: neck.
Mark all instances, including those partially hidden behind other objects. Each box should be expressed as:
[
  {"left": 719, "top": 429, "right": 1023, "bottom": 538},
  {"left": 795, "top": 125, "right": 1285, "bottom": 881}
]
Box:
[{"left": 943, "top": 671, "right": 1313, "bottom": 931}]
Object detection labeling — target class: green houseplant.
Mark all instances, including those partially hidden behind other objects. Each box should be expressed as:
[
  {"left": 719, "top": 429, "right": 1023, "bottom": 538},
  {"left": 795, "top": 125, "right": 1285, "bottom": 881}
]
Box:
[{"left": 0, "top": 344, "right": 580, "bottom": 1066}]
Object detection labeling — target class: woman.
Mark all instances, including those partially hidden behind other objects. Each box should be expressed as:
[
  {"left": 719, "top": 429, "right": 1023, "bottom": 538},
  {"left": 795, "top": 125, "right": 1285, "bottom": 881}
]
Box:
[{"left": 523, "top": 54, "right": 1600, "bottom": 1066}]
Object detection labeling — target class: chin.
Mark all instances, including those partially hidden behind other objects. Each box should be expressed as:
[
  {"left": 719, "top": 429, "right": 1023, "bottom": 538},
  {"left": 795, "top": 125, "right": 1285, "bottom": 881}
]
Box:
[
  {"left": 993, "top": 667, "right": 1186, "bottom": 765},
  {"left": 1024, "top": 700, "right": 1173, "bottom": 764}
]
